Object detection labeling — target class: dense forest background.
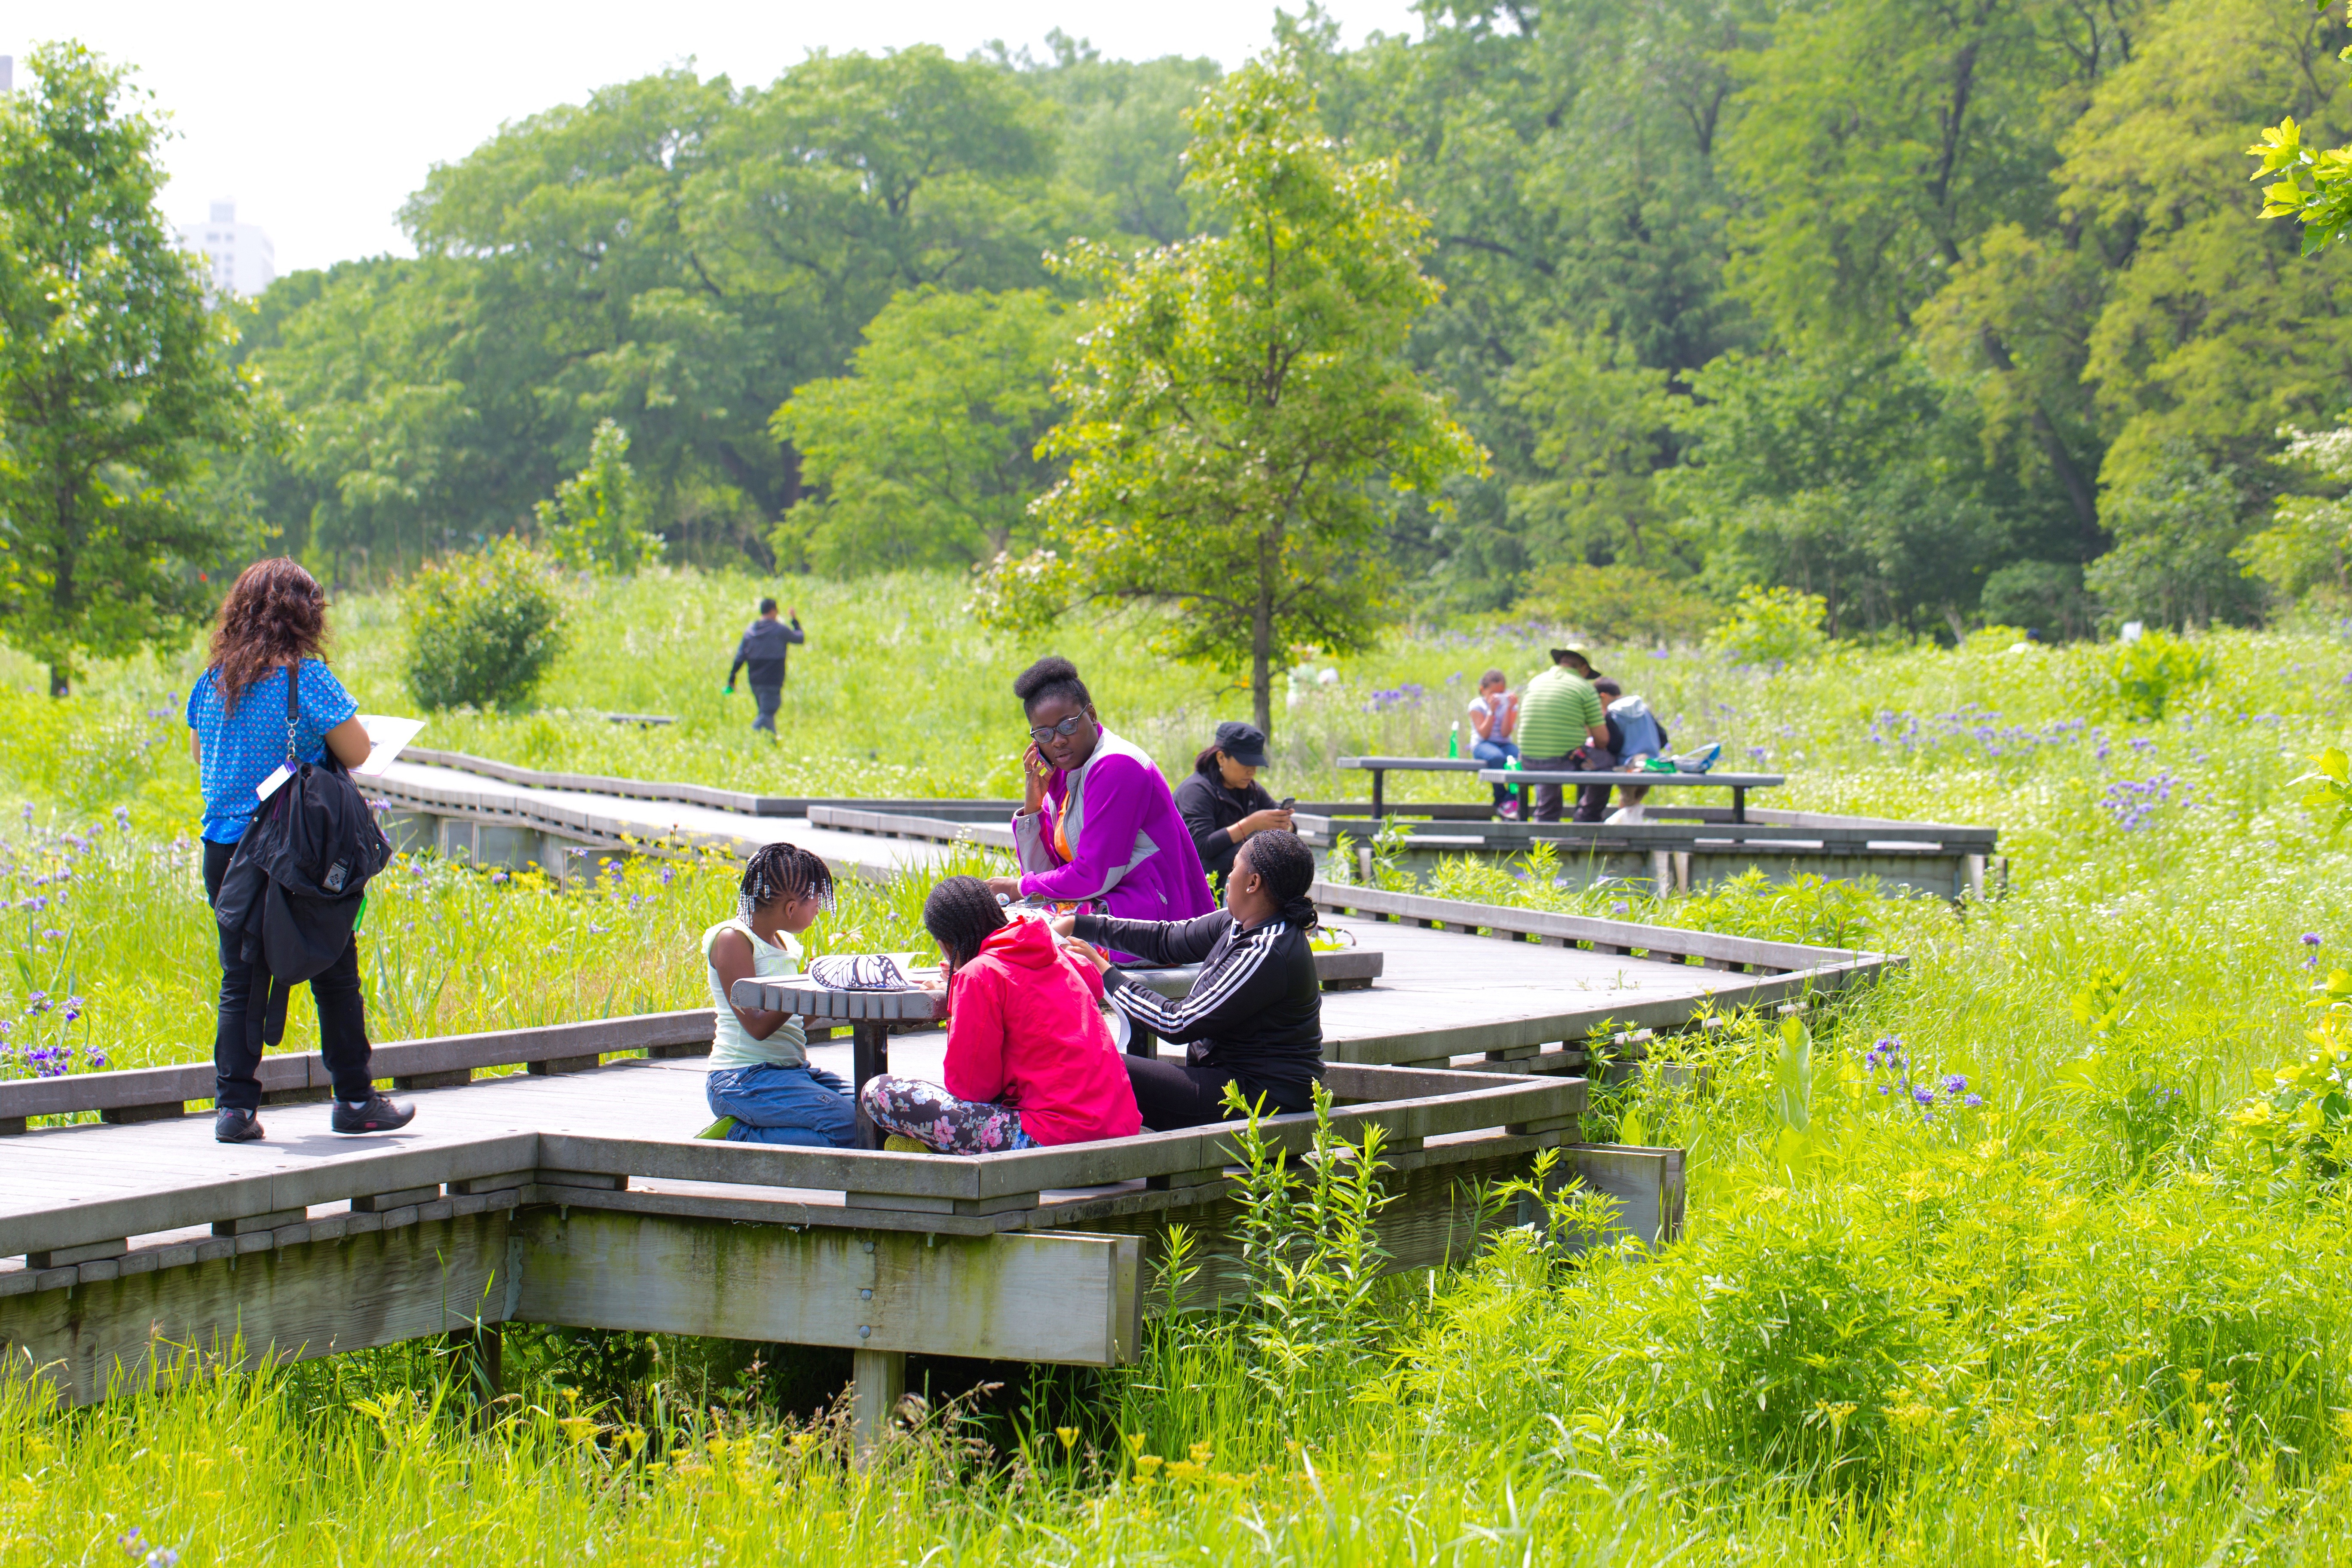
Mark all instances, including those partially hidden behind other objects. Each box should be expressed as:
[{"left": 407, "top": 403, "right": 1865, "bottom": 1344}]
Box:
[{"left": 213, "top": 0, "right": 2352, "bottom": 639}]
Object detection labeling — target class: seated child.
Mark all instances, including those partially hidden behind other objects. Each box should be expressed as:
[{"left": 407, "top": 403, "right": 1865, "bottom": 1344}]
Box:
[
  {"left": 859, "top": 875, "right": 1141, "bottom": 1154},
  {"left": 700, "top": 843, "right": 854, "bottom": 1147}
]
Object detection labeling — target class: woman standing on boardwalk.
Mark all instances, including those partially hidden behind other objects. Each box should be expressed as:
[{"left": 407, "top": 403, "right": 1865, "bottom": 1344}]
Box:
[
  {"left": 187, "top": 559, "right": 413, "bottom": 1144},
  {"left": 984, "top": 656, "right": 1216, "bottom": 931}
]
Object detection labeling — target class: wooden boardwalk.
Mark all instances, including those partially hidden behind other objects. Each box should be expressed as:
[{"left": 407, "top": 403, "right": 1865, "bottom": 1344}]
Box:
[{"left": 3, "top": 750, "right": 1899, "bottom": 1441}]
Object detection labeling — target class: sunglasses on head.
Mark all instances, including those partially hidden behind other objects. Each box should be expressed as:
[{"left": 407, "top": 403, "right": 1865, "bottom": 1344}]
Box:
[{"left": 1028, "top": 713, "right": 1091, "bottom": 745}]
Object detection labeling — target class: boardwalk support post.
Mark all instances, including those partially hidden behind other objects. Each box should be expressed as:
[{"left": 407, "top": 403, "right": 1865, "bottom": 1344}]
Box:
[{"left": 851, "top": 1347, "right": 906, "bottom": 1461}]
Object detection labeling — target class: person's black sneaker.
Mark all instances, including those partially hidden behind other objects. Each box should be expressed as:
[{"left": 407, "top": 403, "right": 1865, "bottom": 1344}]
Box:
[
  {"left": 331, "top": 1095, "right": 416, "bottom": 1134},
  {"left": 214, "top": 1107, "right": 266, "bottom": 1143}
]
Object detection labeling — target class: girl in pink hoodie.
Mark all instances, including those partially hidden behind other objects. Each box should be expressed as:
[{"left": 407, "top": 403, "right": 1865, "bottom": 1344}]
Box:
[{"left": 858, "top": 876, "right": 1142, "bottom": 1153}]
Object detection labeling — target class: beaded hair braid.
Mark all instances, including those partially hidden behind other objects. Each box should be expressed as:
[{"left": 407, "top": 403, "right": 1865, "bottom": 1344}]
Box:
[{"left": 737, "top": 842, "right": 834, "bottom": 925}]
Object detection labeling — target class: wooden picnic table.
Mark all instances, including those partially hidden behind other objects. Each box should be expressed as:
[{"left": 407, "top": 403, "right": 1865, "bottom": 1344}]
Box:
[
  {"left": 1337, "top": 755, "right": 1488, "bottom": 816},
  {"left": 1482, "top": 768, "right": 1786, "bottom": 825}
]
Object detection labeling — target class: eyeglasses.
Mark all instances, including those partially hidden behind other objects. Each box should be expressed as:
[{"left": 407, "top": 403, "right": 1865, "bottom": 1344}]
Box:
[{"left": 1027, "top": 714, "right": 1091, "bottom": 745}]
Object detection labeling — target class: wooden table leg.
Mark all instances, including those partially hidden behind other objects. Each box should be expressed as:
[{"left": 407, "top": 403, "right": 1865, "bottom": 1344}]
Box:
[
  {"left": 1518, "top": 781, "right": 1532, "bottom": 821},
  {"left": 1371, "top": 768, "right": 1386, "bottom": 816},
  {"left": 853, "top": 1020, "right": 890, "bottom": 1149},
  {"left": 1732, "top": 787, "right": 1747, "bottom": 824}
]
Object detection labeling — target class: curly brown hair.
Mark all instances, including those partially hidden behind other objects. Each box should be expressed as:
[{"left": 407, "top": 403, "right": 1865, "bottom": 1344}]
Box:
[{"left": 208, "top": 558, "right": 330, "bottom": 713}]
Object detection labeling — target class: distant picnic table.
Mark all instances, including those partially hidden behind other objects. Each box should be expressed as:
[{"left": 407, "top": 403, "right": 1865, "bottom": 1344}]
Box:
[
  {"left": 1336, "top": 756, "right": 1487, "bottom": 815},
  {"left": 1482, "top": 768, "right": 1786, "bottom": 825}
]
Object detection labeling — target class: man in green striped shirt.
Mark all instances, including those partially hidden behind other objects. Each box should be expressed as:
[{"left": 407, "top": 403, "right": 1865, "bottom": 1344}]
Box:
[{"left": 1516, "top": 649, "right": 1613, "bottom": 823}]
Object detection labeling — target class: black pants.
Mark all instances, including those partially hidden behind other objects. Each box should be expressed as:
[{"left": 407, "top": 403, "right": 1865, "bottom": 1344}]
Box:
[
  {"left": 1124, "top": 1055, "right": 1311, "bottom": 1131},
  {"left": 1574, "top": 747, "right": 1620, "bottom": 823},
  {"left": 204, "top": 838, "right": 374, "bottom": 1113}
]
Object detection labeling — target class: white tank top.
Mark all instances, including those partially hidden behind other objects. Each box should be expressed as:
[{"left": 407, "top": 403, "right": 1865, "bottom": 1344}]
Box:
[{"left": 702, "top": 918, "right": 808, "bottom": 1069}]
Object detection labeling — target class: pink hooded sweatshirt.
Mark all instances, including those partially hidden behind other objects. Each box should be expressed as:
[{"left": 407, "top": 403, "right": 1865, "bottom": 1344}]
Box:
[{"left": 943, "top": 919, "right": 1142, "bottom": 1148}]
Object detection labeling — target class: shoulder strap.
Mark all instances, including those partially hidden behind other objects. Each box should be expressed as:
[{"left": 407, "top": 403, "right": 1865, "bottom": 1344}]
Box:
[{"left": 284, "top": 662, "right": 300, "bottom": 764}]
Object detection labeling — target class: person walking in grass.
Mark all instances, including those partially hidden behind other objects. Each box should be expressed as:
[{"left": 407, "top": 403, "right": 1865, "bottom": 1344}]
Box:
[
  {"left": 698, "top": 843, "right": 854, "bottom": 1146},
  {"left": 1515, "top": 647, "right": 1613, "bottom": 824},
  {"left": 725, "top": 598, "right": 804, "bottom": 737},
  {"left": 187, "top": 558, "right": 413, "bottom": 1144},
  {"left": 859, "top": 875, "right": 1141, "bottom": 1153}
]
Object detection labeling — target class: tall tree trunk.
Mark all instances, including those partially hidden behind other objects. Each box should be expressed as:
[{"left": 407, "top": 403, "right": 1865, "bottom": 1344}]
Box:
[
  {"left": 1253, "top": 533, "right": 1277, "bottom": 738},
  {"left": 48, "top": 663, "right": 69, "bottom": 698}
]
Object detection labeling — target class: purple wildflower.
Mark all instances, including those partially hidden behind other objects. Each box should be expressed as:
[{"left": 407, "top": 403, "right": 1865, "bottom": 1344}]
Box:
[
  {"left": 2304, "top": 933, "right": 2324, "bottom": 946},
  {"left": 1963, "top": 1093, "right": 1983, "bottom": 1109},
  {"left": 1912, "top": 1085, "right": 1935, "bottom": 1106},
  {"left": 1942, "top": 1074, "right": 1967, "bottom": 1095},
  {"left": 41, "top": 930, "right": 62, "bottom": 943},
  {"left": 24, "top": 992, "right": 48, "bottom": 1014},
  {"left": 490, "top": 870, "right": 510, "bottom": 885}
]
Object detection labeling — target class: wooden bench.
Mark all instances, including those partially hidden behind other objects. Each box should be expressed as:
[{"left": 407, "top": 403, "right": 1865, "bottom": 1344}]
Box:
[
  {"left": 1336, "top": 756, "right": 1488, "bottom": 816},
  {"left": 1484, "top": 768, "right": 1787, "bottom": 824}
]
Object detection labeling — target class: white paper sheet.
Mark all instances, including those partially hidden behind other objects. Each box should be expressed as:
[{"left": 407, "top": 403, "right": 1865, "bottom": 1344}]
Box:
[{"left": 353, "top": 714, "right": 427, "bottom": 777}]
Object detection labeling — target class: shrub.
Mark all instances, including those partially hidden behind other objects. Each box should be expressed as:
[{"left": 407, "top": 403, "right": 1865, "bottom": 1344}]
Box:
[
  {"left": 403, "top": 539, "right": 569, "bottom": 711},
  {"left": 2090, "top": 629, "right": 2213, "bottom": 722},
  {"left": 1708, "top": 584, "right": 1827, "bottom": 666},
  {"left": 537, "top": 419, "right": 662, "bottom": 576}
]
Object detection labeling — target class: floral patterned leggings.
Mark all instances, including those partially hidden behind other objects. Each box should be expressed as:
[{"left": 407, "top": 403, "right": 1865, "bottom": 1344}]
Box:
[{"left": 860, "top": 1075, "right": 1035, "bottom": 1154}]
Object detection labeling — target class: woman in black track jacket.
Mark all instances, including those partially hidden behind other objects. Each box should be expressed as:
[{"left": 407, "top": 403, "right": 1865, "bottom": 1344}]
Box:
[{"left": 1058, "top": 829, "right": 1324, "bottom": 1129}]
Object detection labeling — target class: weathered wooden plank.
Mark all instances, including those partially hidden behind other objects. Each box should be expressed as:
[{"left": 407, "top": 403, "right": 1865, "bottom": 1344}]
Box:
[
  {"left": 508, "top": 1208, "right": 1140, "bottom": 1366},
  {"left": 0, "top": 1133, "right": 541, "bottom": 1262},
  {"left": 1, "top": 1210, "right": 514, "bottom": 1407}
]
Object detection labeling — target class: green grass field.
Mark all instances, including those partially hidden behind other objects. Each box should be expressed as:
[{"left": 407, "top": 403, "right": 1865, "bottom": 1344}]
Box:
[{"left": 7, "top": 572, "right": 2352, "bottom": 1563}]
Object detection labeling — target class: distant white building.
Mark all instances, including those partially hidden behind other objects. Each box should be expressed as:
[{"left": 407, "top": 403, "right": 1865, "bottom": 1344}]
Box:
[{"left": 180, "top": 200, "right": 276, "bottom": 297}]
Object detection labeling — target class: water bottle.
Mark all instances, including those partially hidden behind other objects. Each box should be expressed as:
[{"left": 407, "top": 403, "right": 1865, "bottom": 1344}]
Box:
[{"left": 1448, "top": 721, "right": 1460, "bottom": 759}]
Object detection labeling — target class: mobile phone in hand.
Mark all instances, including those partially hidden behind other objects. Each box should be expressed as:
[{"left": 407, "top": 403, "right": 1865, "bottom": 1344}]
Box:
[{"left": 1279, "top": 797, "right": 1295, "bottom": 811}]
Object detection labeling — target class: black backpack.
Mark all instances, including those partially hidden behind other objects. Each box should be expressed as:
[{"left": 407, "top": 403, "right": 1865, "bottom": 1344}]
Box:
[{"left": 211, "top": 672, "right": 393, "bottom": 1050}]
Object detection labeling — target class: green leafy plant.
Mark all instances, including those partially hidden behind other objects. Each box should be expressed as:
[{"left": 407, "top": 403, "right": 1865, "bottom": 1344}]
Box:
[
  {"left": 1706, "top": 584, "right": 1827, "bottom": 667},
  {"left": 2090, "top": 630, "right": 2214, "bottom": 722},
  {"left": 536, "top": 419, "right": 663, "bottom": 577},
  {"left": 402, "top": 539, "right": 570, "bottom": 711},
  {"left": 2290, "top": 744, "right": 2352, "bottom": 836}
]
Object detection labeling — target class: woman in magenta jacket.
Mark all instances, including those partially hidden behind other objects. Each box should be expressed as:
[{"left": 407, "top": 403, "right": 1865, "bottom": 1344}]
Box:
[
  {"left": 858, "top": 876, "right": 1142, "bottom": 1153},
  {"left": 984, "top": 656, "right": 1216, "bottom": 934}
]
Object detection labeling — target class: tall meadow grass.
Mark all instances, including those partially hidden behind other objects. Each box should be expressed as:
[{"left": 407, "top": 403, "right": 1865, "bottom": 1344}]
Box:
[{"left": 7, "top": 585, "right": 2352, "bottom": 1561}]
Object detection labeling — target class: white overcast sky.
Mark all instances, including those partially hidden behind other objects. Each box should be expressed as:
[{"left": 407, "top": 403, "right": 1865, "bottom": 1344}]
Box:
[{"left": 8, "top": 0, "right": 1421, "bottom": 275}]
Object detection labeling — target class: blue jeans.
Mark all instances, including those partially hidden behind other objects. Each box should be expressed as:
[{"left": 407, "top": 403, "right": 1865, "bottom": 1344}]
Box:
[
  {"left": 1473, "top": 738, "right": 1520, "bottom": 806},
  {"left": 705, "top": 1063, "right": 854, "bottom": 1147},
  {"left": 750, "top": 683, "right": 782, "bottom": 735}
]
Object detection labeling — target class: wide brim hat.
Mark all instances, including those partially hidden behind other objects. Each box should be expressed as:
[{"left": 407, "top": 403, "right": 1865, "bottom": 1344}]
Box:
[
  {"left": 1214, "top": 720, "right": 1271, "bottom": 769},
  {"left": 1549, "top": 648, "right": 1602, "bottom": 678}
]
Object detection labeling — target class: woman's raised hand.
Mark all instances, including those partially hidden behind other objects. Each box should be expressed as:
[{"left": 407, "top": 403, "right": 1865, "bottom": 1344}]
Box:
[{"left": 1019, "top": 742, "right": 1053, "bottom": 814}]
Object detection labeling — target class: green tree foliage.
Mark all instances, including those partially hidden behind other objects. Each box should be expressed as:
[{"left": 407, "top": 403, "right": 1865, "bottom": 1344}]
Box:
[
  {"left": 982, "top": 57, "right": 1484, "bottom": 734},
  {"left": 2083, "top": 446, "right": 2264, "bottom": 628},
  {"left": 2243, "top": 423, "right": 2352, "bottom": 606},
  {"left": 0, "top": 42, "right": 257, "bottom": 695},
  {"left": 771, "top": 288, "right": 1070, "bottom": 574},
  {"left": 403, "top": 539, "right": 568, "bottom": 710},
  {"left": 536, "top": 419, "right": 660, "bottom": 576}
]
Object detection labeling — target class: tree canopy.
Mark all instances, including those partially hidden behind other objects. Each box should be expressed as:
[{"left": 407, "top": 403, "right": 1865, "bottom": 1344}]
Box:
[
  {"left": 0, "top": 42, "right": 257, "bottom": 694},
  {"left": 99, "top": 0, "right": 2352, "bottom": 637}
]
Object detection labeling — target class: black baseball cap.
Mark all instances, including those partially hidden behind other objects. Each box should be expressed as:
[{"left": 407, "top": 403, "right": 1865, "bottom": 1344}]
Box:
[{"left": 1214, "top": 720, "right": 1270, "bottom": 768}]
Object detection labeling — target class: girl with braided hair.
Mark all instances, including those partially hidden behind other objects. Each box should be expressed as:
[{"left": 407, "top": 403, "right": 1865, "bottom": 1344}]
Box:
[
  {"left": 698, "top": 842, "right": 854, "bottom": 1146},
  {"left": 859, "top": 874, "right": 1142, "bottom": 1154},
  {"left": 1054, "top": 829, "right": 1325, "bottom": 1130}
]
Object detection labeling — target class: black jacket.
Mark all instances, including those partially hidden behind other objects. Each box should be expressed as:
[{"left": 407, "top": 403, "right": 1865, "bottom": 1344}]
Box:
[
  {"left": 1171, "top": 769, "right": 1277, "bottom": 882},
  {"left": 213, "top": 748, "right": 391, "bottom": 1050},
  {"left": 1074, "top": 909, "right": 1323, "bottom": 1111},
  {"left": 729, "top": 617, "right": 805, "bottom": 686}
]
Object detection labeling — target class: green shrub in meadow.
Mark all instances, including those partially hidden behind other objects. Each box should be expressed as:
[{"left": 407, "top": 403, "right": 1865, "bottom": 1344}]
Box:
[{"left": 401, "top": 540, "right": 570, "bottom": 712}]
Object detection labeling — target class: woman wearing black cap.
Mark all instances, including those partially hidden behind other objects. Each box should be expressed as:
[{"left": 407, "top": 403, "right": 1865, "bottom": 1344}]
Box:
[{"left": 1173, "top": 721, "right": 1295, "bottom": 884}]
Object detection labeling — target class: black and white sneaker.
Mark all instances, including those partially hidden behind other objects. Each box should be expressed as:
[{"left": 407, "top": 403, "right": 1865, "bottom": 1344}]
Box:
[
  {"left": 214, "top": 1107, "right": 266, "bottom": 1143},
  {"left": 331, "top": 1095, "right": 416, "bottom": 1134}
]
